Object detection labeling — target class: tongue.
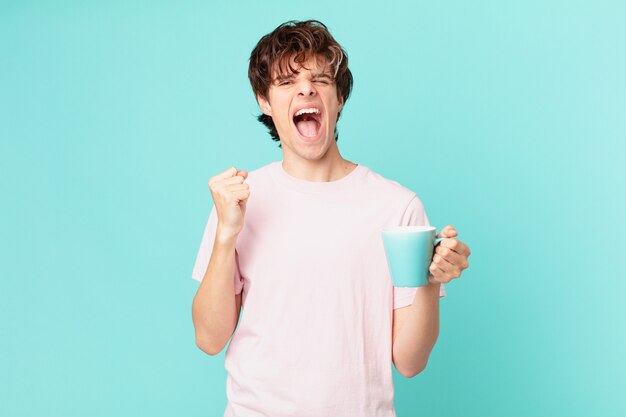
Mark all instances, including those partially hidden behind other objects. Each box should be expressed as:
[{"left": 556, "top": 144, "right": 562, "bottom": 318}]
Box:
[{"left": 295, "top": 119, "right": 320, "bottom": 137}]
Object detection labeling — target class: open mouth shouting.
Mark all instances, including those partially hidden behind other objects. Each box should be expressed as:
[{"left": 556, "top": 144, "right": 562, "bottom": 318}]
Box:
[{"left": 291, "top": 104, "right": 324, "bottom": 142}]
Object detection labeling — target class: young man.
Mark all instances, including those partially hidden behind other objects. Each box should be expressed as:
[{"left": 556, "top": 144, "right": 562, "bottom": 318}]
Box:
[{"left": 191, "top": 20, "right": 471, "bottom": 417}]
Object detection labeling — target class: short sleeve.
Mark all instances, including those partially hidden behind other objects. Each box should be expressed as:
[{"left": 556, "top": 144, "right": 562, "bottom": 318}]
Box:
[
  {"left": 191, "top": 205, "right": 244, "bottom": 295},
  {"left": 393, "top": 195, "right": 446, "bottom": 309}
]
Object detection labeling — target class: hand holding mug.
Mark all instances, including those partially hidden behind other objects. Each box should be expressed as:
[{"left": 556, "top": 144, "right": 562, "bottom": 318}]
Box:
[{"left": 428, "top": 225, "right": 471, "bottom": 284}]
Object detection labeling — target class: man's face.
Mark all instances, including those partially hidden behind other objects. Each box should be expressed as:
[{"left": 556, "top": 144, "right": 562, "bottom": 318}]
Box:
[{"left": 257, "top": 55, "right": 344, "bottom": 161}]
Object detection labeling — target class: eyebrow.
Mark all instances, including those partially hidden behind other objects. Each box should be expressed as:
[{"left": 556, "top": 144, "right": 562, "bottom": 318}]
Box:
[
  {"left": 274, "top": 73, "right": 295, "bottom": 81},
  {"left": 313, "top": 73, "right": 333, "bottom": 80}
]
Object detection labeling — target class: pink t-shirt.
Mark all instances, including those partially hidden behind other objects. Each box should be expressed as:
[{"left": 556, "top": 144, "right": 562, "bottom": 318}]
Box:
[{"left": 192, "top": 160, "right": 446, "bottom": 417}]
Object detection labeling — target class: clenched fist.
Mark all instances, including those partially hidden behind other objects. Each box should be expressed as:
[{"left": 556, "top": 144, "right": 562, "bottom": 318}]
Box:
[{"left": 208, "top": 166, "right": 250, "bottom": 239}]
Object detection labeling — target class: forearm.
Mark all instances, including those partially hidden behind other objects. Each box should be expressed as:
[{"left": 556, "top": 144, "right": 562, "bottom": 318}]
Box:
[
  {"left": 392, "top": 282, "right": 441, "bottom": 377},
  {"left": 192, "top": 229, "right": 239, "bottom": 354}
]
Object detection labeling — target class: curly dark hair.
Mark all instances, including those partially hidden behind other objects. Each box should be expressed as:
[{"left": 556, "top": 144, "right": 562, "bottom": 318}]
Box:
[{"left": 248, "top": 20, "right": 353, "bottom": 147}]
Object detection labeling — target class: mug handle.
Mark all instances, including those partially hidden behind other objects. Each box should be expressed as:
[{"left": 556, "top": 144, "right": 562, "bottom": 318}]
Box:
[{"left": 428, "top": 237, "right": 446, "bottom": 284}]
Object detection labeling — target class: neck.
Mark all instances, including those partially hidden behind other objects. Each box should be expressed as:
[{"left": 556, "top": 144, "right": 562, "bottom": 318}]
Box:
[{"left": 281, "top": 144, "right": 357, "bottom": 182}]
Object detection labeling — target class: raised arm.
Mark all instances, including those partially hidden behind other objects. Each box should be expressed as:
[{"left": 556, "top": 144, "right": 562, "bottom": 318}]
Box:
[{"left": 192, "top": 167, "right": 249, "bottom": 355}]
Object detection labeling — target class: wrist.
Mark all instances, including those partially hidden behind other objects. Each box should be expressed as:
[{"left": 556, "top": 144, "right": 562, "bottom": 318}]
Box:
[
  {"left": 215, "top": 226, "right": 239, "bottom": 243},
  {"left": 418, "top": 279, "right": 441, "bottom": 294}
]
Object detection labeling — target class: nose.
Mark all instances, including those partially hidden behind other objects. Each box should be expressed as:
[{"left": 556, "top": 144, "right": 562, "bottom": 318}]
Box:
[{"left": 297, "top": 79, "right": 316, "bottom": 97}]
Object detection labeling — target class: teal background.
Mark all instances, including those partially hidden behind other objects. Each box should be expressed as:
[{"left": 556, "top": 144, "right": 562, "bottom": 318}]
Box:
[{"left": 1, "top": 1, "right": 624, "bottom": 416}]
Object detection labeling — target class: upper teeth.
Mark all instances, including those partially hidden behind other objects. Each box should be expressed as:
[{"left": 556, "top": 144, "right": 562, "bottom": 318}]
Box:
[{"left": 295, "top": 108, "right": 320, "bottom": 116}]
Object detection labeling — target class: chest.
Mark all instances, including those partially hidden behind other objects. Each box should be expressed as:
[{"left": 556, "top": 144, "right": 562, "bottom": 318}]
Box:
[{"left": 236, "top": 196, "right": 399, "bottom": 292}]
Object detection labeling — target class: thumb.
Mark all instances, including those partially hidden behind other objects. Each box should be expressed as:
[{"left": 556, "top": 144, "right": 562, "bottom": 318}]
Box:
[{"left": 436, "top": 224, "right": 458, "bottom": 238}]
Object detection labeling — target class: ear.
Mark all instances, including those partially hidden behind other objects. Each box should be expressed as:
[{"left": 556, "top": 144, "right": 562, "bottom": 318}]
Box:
[
  {"left": 338, "top": 95, "right": 344, "bottom": 112},
  {"left": 257, "top": 94, "right": 272, "bottom": 116}
]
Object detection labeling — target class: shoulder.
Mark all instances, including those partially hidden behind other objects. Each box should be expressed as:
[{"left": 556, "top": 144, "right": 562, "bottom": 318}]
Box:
[{"left": 361, "top": 164, "right": 418, "bottom": 205}]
